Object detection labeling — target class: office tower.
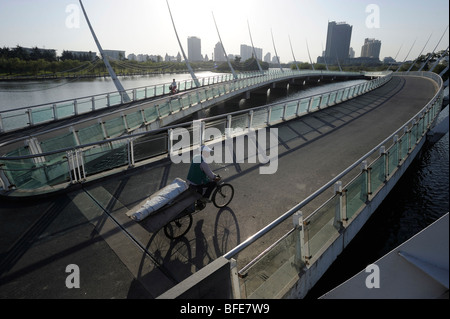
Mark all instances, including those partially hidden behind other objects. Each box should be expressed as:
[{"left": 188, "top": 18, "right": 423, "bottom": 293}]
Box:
[
  {"left": 187, "top": 36, "right": 202, "bottom": 62},
  {"left": 324, "top": 21, "right": 353, "bottom": 64},
  {"left": 214, "top": 42, "right": 226, "bottom": 62},
  {"left": 240, "top": 44, "right": 263, "bottom": 61},
  {"left": 361, "top": 38, "right": 382, "bottom": 59}
]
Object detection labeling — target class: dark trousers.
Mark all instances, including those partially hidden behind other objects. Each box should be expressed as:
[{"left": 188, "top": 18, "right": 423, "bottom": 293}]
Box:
[{"left": 192, "top": 182, "right": 216, "bottom": 198}]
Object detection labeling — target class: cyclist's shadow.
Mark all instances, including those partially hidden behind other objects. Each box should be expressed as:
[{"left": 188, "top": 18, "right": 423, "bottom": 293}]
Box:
[{"left": 212, "top": 207, "right": 241, "bottom": 257}]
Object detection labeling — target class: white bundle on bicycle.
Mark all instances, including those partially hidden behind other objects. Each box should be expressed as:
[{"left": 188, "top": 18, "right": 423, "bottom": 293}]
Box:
[{"left": 127, "top": 178, "right": 188, "bottom": 222}]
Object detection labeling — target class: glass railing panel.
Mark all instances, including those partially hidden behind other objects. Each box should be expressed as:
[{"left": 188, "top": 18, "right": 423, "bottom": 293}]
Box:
[
  {"left": 229, "top": 114, "right": 249, "bottom": 134},
  {"left": 387, "top": 143, "right": 399, "bottom": 175},
  {"left": 304, "top": 195, "right": 340, "bottom": 259},
  {"left": 419, "top": 118, "right": 425, "bottom": 136},
  {"left": 345, "top": 173, "right": 367, "bottom": 220},
  {"left": 369, "top": 155, "right": 386, "bottom": 195},
  {"left": 180, "top": 95, "right": 190, "bottom": 108},
  {"left": 77, "top": 124, "right": 105, "bottom": 145},
  {"left": 40, "top": 132, "right": 77, "bottom": 161},
  {"left": 269, "top": 104, "right": 284, "bottom": 123},
  {"left": 158, "top": 102, "right": 171, "bottom": 118},
  {"left": 205, "top": 119, "right": 227, "bottom": 138},
  {"left": 94, "top": 95, "right": 108, "bottom": 110},
  {"left": 336, "top": 90, "right": 343, "bottom": 103},
  {"left": 109, "top": 93, "right": 122, "bottom": 106},
  {"left": 31, "top": 106, "right": 54, "bottom": 125},
  {"left": 239, "top": 229, "right": 302, "bottom": 299},
  {"left": 298, "top": 99, "right": 310, "bottom": 114},
  {"left": 400, "top": 134, "right": 409, "bottom": 161},
  {"left": 104, "top": 117, "right": 127, "bottom": 139},
  {"left": 284, "top": 101, "right": 298, "bottom": 119},
  {"left": 146, "top": 86, "right": 155, "bottom": 98},
  {"left": 135, "top": 88, "right": 146, "bottom": 100},
  {"left": 172, "top": 99, "right": 183, "bottom": 112},
  {"left": 144, "top": 106, "right": 159, "bottom": 123},
  {"left": 125, "top": 111, "right": 144, "bottom": 131},
  {"left": 411, "top": 125, "right": 418, "bottom": 145},
  {"left": 328, "top": 92, "right": 337, "bottom": 106},
  {"left": 0, "top": 158, "right": 41, "bottom": 189},
  {"left": 133, "top": 133, "right": 168, "bottom": 162},
  {"left": 155, "top": 85, "right": 164, "bottom": 96},
  {"left": 251, "top": 109, "right": 268, "bottom": 129},
  {"left": 83, "top": 142, "right": 128, "bottom": 176},
  {"left": 45, "top": 156, "right": 71, "bottom": 186},
  {"left": 76, "top": 97, "right": 94, "bottom": 114},
  {"left": 1, "top": 112, "right": 29, "bottom": 132},
  {"left": 55, "top": 101, "right": 75, "bottom": 119},
  {"left": 309, "top": 96, "right": 321, "bottom": 111},
  {"left": 320, "top": 94, "right": 330, "bottom": 107}
]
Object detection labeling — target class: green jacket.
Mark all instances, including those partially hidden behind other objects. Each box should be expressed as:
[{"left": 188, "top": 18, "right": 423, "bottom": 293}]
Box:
[{"left": 187, "top": 155, "right": 210, "bottom": 185}]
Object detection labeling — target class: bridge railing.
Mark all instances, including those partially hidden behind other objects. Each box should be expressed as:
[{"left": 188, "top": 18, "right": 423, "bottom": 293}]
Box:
[
  {"left": 0, "top": 72, "right": 391, "bottom": 195},
  {"left": 222, "top": 71, "right": 444, "bottom": 299},
  {"left": 0, "top": 69, "right": 358, "bottom": 134}
]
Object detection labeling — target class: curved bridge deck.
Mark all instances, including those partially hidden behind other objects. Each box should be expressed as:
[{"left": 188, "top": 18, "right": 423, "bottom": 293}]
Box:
[{"left": 0, "top": 74, "right": 440, "bottom": 298}]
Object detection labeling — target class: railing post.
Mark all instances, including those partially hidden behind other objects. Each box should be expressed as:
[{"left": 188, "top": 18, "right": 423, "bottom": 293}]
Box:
[
  {"left": 230, "top": 259, "right": 242, "bottom": 299},
  {"left": 91, "top": 96, "right": 95, "bottom": 111},
  {"left": 226, "top": 115, "right": 232, "bottom": 139},
  {"left": 293, "top": 211, "right": 308, "bottom": 265},
  {"left": 334, "top": 181, "right": 345, "bottom": 226},
  {"left": 248, "top": 110, "right": 254, "bottom": 129},
  {"left": 168, "top": 128, "right": 173, "bottom": 155},
  {"left": 128, "top": 138, "right": 135, "bottom": 168},
  {"left": 361, "top": 160, "right": 369, "bottom": 202},
  {"left": 74, "top": 100, "right": 79, "bottom": 115},
  {"left": 27, "top": 109, "right": 33, "bottom": 126},
  {"left": 0, "top": 114, "right": 4, "bottom": 133},
  {"left": 53, "top": 104, "right": 58, "bottom": 121}
]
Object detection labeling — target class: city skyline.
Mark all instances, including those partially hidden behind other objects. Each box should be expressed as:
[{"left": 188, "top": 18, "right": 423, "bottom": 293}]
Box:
[{"left": 0, "top": 0, "right": 448, "bottom": 64}]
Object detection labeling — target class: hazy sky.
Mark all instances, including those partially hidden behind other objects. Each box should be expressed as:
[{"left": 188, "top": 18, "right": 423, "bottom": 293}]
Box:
[{"left": 1, "top": 0, "right": 448, "bottom": 63}]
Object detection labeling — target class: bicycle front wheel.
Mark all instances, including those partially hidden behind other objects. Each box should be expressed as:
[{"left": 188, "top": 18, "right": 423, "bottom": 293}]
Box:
[
  {"left": 164, "top": 214, "right": 193, "bottom": 240},
  {"left": 212, "top": 183, "right": 234, "bottom": 208}
]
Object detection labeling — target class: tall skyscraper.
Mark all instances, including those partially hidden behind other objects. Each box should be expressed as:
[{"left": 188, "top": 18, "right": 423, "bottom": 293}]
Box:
[
  {"left": 324, "top": 21, "right": 353, "bottom": 64},
  {"left": 240, "top": 44, "right": 262, "bottom": 61},
  {"left": 361, "top": 38, "right": 382, "bottom": 59},
  {"left": 214, "top": 42, "right": 226, "bottom": 62},
  {"left": 187, "top": 36, "right": 202, "bottom": 62}
]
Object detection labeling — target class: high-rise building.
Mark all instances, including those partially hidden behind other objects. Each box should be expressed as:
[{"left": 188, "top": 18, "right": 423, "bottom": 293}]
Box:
[
  {"left": 324, "top": 21, "right": 353, "bottom": 64},
  {"left": 187, "top": 36, "right": 202, "bottom": 62},
  {"left": 264, "top": 52, "right": 271, "bottom": 63},
  {"left": 361, "top": 38, "right": 382, "bottom": 59},
  {"left": 214, "top": 42, "right": 226, "bottom": 62},
  {"left": 240, "top": 44, "right": 262, "bottom": 61}
]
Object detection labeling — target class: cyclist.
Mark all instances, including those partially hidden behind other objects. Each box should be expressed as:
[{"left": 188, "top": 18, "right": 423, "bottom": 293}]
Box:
[
  {"left": 169, "top": 79, "right": 177, "bottom": 94},
  {"left": 186, "top": 145, "right": 220, "bottom": 203}
]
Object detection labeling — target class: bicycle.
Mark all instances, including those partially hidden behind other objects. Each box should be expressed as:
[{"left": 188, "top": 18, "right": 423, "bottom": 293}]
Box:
[{"left": 163, "top": 176, "right": 234, "bottom": 240}]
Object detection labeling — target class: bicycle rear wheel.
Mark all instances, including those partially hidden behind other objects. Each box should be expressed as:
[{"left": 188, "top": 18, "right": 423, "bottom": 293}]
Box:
[
  {"left": 164, "top": 213, "right": 193, "bottom": 240},
  {"left": 212, "top": 183, "right": 234, "bottom": 208}
]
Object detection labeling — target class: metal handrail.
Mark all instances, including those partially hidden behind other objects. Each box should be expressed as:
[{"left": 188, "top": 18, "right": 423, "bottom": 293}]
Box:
[{"left": 224, "top": 71, "right": 443, "bottom": 261}]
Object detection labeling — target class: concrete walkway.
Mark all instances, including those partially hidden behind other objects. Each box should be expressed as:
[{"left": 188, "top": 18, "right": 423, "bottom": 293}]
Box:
[{"left": 0, "top": 75, "right": 439, "bottom": 298}]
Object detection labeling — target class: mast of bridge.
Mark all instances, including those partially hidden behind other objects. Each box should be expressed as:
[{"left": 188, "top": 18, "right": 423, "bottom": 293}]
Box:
[
  {"left": 271, "top": 29, "right": 283, "bottom": 72},
  {"left": 289, "top": 35, "right": 300, "bottom": 71},
  {"left": 166, "top": 0, "right": 200, "bottom": 87},
  {"left": 79, "top": 0, "right": 130, "bottom": 102},
  {"left": 247, "top": 20, "right": 264, "bottom": 74},
  {"left": 212, "top": 12, "right": 238, "bottom": 80}
]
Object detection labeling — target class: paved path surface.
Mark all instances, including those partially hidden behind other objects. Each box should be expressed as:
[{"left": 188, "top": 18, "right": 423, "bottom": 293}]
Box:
[{"left": 0, "top": 75, "right": 439, "bottom": 298}]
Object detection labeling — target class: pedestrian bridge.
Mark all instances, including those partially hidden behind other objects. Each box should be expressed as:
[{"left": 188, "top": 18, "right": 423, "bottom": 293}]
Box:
[
  {"left": 0, "top": 71, "right": 446, "bottom": 300},
  {"left": 0, "top": 69, "right": 384, "bottom": 196}
]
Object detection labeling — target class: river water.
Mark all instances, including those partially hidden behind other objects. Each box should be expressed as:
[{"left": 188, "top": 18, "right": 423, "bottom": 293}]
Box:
[{"left": 0, "top": 73, "right": 448, "bottom": 299}]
